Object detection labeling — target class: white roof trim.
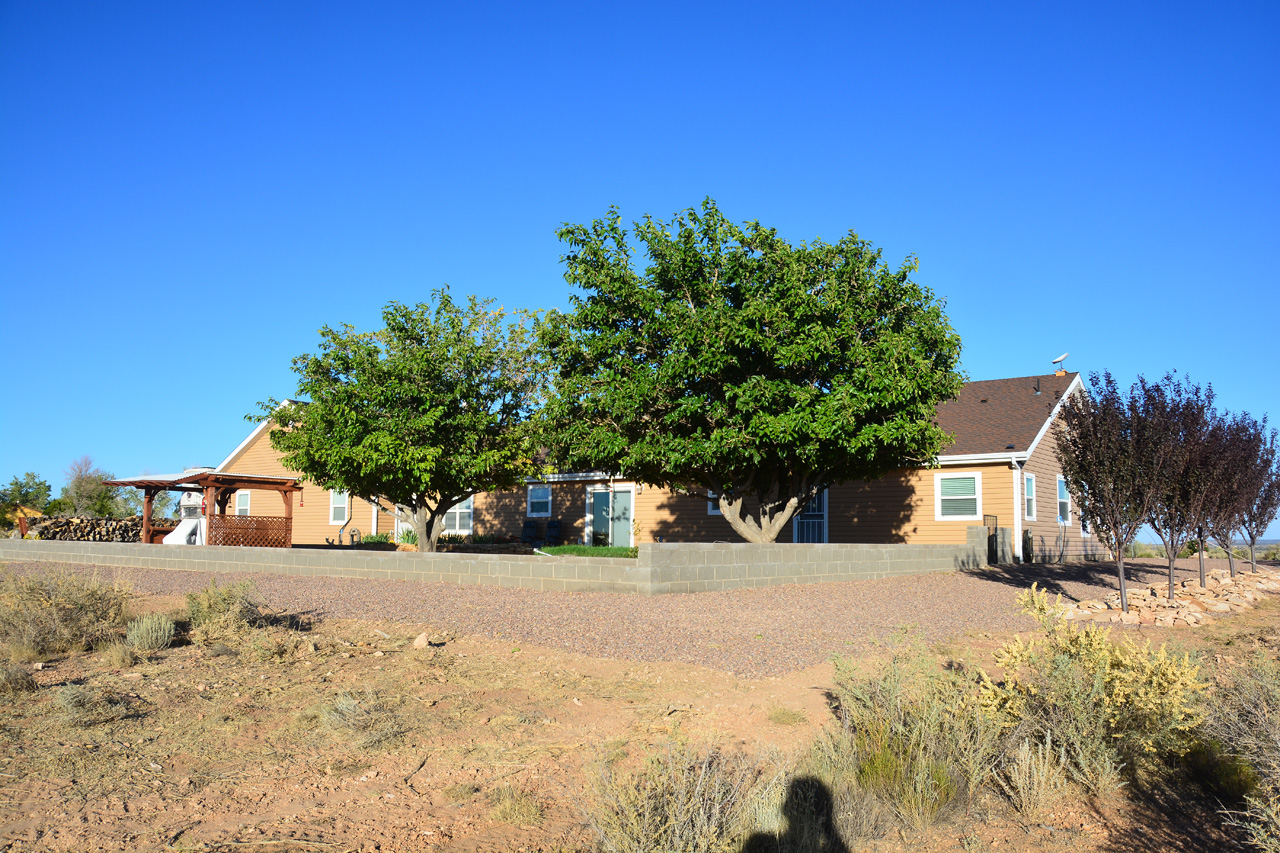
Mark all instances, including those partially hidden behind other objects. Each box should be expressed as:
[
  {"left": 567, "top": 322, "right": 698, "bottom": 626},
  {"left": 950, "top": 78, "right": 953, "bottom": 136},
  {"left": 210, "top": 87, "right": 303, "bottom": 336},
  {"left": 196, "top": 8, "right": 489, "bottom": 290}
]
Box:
[
  {"left": 936, "top": 452, "right": 1027, "bottom": 465},
  {"left": 1023, "top": 373, "right": 1084, "bottom": 459},
  {"left": 527, "top": 471, "right": 614, "bottom": 483}
]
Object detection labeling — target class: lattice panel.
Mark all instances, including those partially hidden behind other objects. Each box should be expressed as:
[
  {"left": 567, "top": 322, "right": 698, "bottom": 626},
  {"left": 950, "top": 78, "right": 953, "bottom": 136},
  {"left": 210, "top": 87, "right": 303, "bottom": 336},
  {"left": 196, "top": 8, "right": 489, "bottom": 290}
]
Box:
[{"left": 207, "top": 515, "right": 292, "bottom": 548}]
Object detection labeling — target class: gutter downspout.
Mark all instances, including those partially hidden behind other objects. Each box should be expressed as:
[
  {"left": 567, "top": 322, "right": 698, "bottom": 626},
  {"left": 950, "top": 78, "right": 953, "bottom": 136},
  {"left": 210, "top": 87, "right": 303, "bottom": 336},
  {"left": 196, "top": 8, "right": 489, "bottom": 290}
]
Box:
[{"left": 1012, "top": 457, "right": 1023, "bottom": 563}]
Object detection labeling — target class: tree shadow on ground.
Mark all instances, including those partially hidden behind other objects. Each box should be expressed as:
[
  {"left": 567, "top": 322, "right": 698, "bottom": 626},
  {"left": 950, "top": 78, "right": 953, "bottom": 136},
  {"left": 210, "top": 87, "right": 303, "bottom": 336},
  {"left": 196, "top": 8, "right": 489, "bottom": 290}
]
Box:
[
  {"left": 740, "top": 775, "right": 850, "bottom": 853},
  {"left": 1096, "top": 774, "right": 1242, "bottom": 853},
  {"left": 962, "top": 559, "right": 1191, "bottom": 602}
]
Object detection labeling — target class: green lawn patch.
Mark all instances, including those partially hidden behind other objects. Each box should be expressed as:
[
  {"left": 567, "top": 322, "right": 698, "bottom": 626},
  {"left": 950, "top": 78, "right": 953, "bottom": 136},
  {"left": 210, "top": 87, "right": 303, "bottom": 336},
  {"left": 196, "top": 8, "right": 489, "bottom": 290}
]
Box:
[{"left": 540, "top": 545, "right": 638, "bottom": 559}]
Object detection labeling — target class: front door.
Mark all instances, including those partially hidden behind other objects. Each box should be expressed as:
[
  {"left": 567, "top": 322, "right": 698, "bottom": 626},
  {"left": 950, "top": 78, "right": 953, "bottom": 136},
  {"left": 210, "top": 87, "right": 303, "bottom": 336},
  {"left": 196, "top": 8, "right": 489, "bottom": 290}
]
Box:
[
  {"left": 588, "top": 487, "right": 633, "bottom": 547},
  {"left": 793, "top": 490, "right": 827, "bottom": 543},
  {"left": 610, "top": 490, "right": 632, "bottom": 547}
]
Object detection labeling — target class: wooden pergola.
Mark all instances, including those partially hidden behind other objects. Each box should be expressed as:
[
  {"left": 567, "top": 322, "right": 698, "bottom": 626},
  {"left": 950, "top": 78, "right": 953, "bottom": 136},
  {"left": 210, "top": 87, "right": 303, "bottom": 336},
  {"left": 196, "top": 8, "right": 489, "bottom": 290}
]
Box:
[{"left": 105, "top": 472, "right": 303, "bottom": 547}]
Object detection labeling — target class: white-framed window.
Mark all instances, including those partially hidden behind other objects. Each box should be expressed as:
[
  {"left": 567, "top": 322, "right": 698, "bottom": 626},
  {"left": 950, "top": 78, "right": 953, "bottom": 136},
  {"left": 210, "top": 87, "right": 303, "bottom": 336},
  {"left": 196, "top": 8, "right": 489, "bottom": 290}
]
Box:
[
  {"left": 707, "top": 490, "right": 721, "bottom": 515},
  {"left": 443, "top": 496, "right": 473, "bottom": 535},
  {"left": 1057, "top": 477, "right": 1071, "bottom": 525},
  {"left": 330, "top": 490, "right": 348, "bottom": 525},
  {"left": 235, "top": 491, "right": 251, "bottom": 516},
  {"left": 935, "top": 473, "right": 982, "bottom": 521},
  {"left": 527, "top": 485, "right": 551, "bottom": 518},
  {"left": 1024, "top": 474, "right": 1036, "bottom": 521}
]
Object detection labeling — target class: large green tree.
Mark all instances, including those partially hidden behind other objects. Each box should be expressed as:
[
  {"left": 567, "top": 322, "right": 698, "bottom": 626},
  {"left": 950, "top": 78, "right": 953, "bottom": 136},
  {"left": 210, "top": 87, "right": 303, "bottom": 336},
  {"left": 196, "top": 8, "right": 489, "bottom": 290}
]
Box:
[
  {"left": 260, "top": 289, "right": 544, "bottom": 551},
  {"left": 541, "top": 199, "right": 965, "bottom": 543},
  {"left": 0, "top": 472, "right": 52, "bottom": 526}
]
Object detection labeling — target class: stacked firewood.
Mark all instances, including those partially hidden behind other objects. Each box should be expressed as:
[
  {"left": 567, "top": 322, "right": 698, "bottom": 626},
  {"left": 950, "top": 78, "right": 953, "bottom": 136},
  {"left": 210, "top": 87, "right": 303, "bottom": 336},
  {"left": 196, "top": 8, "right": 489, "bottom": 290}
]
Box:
[{"left": 28, "top": 516, "right": 144, "bottom": 542}]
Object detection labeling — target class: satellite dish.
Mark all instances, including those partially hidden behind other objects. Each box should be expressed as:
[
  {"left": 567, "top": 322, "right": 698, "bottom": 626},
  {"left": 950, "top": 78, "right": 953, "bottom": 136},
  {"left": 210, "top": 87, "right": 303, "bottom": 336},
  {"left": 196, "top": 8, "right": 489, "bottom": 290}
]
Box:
[{"left": 1051, "top": 352, "right": 1069, "bottom": 365}]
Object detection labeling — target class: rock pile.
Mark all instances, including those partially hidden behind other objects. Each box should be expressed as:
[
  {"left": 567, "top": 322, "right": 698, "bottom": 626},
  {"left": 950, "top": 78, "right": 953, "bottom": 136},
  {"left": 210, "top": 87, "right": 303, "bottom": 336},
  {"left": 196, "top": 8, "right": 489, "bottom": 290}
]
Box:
[
  {"left": 1059, "top": 566, "right": 1280, "bottom": 628},
  {"left": 27, "top": 516, "right": 145, "bottom": 542}
]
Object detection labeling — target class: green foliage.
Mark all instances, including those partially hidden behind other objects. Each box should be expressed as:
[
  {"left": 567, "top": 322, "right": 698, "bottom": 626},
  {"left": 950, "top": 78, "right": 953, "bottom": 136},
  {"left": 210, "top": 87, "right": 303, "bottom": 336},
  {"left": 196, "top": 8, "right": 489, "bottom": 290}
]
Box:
[
  {"left": 359, "top": 532, "right": 392, "bottom": 544},
  {"left": 185, "top": 580, "right": 260, "bottom": 629},
  {"left": 397, "top": 528, "right": 418, "bottom": 546},
  {"left": 540, "top": 544, "right": 637, "bottom": 558},
  {"left": 126, "top": 612, "right": 175, "bottom": 652},
  {"left": 260, "top": 288, "right": 545, "bottom": 551},
  {"left": 58, "top": 456, "right": 123, "bottom": 517},
  {"left": 0, "top": 569, "right": 130, "bottom": 658},
  {"left": 0, "top": 472, "right": 52, "bottom": 526},
  {"left": 543, "top": 199, "right": 964, "bottom": 543}
]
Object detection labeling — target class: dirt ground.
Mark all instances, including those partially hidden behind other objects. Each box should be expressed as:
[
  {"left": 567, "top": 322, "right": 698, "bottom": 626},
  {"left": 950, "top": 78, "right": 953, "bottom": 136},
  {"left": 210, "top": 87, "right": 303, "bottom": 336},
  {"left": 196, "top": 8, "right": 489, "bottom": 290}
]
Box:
[{"left": 0, "top": 558, "right": 1275, "bottom": 852}]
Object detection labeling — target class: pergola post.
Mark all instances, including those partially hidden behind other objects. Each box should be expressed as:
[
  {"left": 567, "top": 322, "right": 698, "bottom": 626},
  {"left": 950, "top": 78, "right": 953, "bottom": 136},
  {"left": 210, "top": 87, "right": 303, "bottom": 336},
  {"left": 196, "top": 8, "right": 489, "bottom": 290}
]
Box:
[
  {"left": 142, "top": 488, "right": 154, "bottom": 545},
  {"left": 280, "top": 490, "right": 293, "bottom": 547},
  {"left": 204, "top": 485, "right": 216, "bottom": 541}
]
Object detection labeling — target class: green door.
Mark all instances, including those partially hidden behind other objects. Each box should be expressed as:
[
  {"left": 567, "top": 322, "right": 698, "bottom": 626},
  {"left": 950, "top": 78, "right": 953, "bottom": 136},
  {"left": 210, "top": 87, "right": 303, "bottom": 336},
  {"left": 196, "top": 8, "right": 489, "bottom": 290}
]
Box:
[{"left": 591, "top": 490, "right": 611, "bottom": 546}]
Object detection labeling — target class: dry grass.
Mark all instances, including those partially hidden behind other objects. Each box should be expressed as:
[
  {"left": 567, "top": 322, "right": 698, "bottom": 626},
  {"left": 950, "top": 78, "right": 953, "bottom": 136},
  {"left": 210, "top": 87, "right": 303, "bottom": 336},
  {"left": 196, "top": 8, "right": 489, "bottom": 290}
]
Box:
[
  {"left": 997, "top": 734, "right": 1068, "bottom": 821},
  {"left": 55, "top": 685, "right": 137, "bottom": 727},
  {"left": 126, "top": 612, "right": 174, "bottom": 652},
  {"left": 101, "top": 640, "right": 138, "bottom": 668},
  {"left": 488, "top": 786, "right": 544, "bottom": 825},
  {"left": 0, "top": 568, "right": 130, "bottom": 659},
  {"left": 0, "top": 662, "right": 37, "bottom": 697},
  {"left": 767, "top": 705, "right": 808, "bottom": 726},
  {"left": 316, "top": 691, "right": 407, "bottom": 750}
]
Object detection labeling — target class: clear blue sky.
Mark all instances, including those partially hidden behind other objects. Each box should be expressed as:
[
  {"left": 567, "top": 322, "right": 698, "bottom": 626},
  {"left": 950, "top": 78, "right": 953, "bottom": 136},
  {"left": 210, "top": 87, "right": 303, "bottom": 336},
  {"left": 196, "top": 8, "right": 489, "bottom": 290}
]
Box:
[{"left": 2, "top": 2, "right": 1277, "bottom": 535}]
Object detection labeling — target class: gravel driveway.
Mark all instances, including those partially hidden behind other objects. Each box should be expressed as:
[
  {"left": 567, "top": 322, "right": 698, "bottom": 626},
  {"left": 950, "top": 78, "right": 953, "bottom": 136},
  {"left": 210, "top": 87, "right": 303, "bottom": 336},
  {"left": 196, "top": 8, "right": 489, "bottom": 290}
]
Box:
[{"left": 5, "top": 556, "right": 1270, "bottom": 677}]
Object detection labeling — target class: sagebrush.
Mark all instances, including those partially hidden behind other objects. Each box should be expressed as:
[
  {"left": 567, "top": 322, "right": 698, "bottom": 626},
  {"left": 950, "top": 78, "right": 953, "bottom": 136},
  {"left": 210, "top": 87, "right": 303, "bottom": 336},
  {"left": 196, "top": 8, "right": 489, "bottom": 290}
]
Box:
[
  {"left": 126, "top": 612, "right": 175, "bottom": 651},
  {"left": 0, "top": 569, "right": 130, "bottom": 658}
]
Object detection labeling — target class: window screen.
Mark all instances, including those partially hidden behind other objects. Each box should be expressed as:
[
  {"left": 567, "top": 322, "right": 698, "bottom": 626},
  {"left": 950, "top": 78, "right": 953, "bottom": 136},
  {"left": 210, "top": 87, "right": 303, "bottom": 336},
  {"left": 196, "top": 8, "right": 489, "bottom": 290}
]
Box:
[{"left": 940, "top": 476, "right": 978, "bottom": 517}]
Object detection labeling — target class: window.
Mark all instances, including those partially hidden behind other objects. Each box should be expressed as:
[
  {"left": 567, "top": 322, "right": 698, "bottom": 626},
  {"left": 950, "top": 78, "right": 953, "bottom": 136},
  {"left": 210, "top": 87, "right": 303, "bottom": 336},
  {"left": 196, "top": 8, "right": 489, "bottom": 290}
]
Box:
[
  {"left": 235, "top": 491, "right": 251, "bottom": 516},
  {"left": 527, "top": 485, "right": 551, "bottom": 517},
  {"left": 707, "top": 490, "right": 721, "bottom": 515},
  {"left": 443, "top": 496, "right": 473, "bottom": 535},
  {"left": 1024, "top": 474, "right": 1036, "bottom": 521},
  {"left": 1057, "top": 478, "right": 1071, "bottom": 524},
  {"left": 330, "top": 491, "right": 348, "bottom": 525},
  {"left": 935, "top": 473, "right": 982, "bottom": 521}
]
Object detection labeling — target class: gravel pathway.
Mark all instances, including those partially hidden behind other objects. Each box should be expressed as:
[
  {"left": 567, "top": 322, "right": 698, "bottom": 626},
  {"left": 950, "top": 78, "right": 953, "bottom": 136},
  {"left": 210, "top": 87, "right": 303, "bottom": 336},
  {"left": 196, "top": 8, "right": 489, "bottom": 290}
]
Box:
[{"left": 5, "top": 557, "right": 1271, "bottom": 677}]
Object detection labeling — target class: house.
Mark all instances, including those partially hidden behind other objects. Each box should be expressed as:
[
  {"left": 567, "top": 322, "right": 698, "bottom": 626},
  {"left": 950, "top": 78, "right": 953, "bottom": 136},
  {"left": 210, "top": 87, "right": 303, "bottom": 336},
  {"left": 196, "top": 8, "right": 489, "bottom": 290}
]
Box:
[{"left": 213, "top": 372, "right": 1100, "bottom": 562}]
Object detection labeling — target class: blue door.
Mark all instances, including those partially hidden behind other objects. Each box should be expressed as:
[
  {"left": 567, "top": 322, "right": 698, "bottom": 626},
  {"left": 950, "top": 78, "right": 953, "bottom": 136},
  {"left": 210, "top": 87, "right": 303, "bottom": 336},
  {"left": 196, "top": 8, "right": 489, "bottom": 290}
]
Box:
[{"left": 793, "top": 490, "right": 827, "bottom": 543}]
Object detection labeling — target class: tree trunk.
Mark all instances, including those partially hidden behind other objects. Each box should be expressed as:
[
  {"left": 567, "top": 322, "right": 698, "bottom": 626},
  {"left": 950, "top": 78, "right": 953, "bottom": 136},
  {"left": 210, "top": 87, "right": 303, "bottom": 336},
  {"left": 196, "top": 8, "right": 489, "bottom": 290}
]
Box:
[
  {"left": 718, "top": 493, "right": 804, "bottom": 543},
  {"left": 1198, "top": 532, "right": 1206, "bottom": 587},
  {"left": 1117, "top": 553, "right": 1129, "bottom": 613},
  {"left": 1167, "top": 553, "right": 1177, "bottom": 600},
  {"left": 1250, "top": 539, "right": 1258, "bottom": 573}
]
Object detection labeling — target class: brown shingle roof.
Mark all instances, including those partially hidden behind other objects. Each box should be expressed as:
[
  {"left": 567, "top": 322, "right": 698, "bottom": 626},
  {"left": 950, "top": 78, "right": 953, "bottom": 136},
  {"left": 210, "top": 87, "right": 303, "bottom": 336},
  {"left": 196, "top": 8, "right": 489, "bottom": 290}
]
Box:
[{"left": 935, "top": 372, "right": 1079, "bottom": 456}]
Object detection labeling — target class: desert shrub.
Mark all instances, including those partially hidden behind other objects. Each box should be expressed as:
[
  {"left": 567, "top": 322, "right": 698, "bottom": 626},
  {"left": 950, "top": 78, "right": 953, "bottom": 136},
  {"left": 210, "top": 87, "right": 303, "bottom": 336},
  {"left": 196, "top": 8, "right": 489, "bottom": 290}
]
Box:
[
  {"left": 997, "top": 734, "right": 1068, "bottom": 820},
  {"left": 824, "top": 644, "right": 1002, "bottom": 831},
  {"left": 55, "top": 685, "right": 135, "bottom": 726},
  {"left": 488, "top": 786, "right": 543, "bottom": 825},
  {"left": 583, "top": 741, "right": 758, "bottom": 853},
  {"left": 988, "top": 585, "right": 1205, "bottom": 775},
  {"left": 185, "top": 579, "right": 260, "bottom": 628},
  {"left": 0, "top": 569, "right": 130, "bottom": 658},
  {"left": 0, "top": 663, "right": 37, "bottom": 697},
  {"left": 126, "top": 613, "right": 174, "bottom": 652},
  {"left": 102, "top": 640, "right": 138, "bottom": 668},
  {"left": 1202, "top": 656, "right": 1280, "bottom": 851},
  {"left": 318, "top": 691, "right": 406, "bottom": 749},
  {"left": 748, "top": 767, "right": 892, "bottom": 848},
  {"left": 1262, "top": 544, "right": 1280, "bottom": 561}
]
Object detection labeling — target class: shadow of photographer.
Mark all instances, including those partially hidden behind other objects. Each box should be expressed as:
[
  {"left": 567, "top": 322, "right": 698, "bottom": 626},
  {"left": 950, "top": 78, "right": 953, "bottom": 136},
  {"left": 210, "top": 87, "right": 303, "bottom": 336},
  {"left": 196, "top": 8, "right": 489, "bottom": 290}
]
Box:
[{"left": 740, "top": 775, "right": 850, "bottom": 853}]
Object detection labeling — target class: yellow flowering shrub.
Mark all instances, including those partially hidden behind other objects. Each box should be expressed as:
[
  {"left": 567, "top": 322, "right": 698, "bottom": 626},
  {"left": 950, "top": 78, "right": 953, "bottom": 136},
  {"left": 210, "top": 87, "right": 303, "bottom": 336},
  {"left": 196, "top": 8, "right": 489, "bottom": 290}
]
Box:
[{"left": 987, "top": 584, "right": 1206, "bottom": 764}]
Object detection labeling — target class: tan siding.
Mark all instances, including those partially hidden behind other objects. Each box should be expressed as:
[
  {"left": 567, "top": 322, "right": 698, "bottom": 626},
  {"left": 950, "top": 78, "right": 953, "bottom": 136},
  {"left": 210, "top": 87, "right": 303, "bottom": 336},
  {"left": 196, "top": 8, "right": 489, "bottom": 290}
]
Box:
[
  {"left": 220, "top": 426, "right": 380, "bottom": 546},
  {"left": 1021, "top": 432, "right": 1106, "bottom": 561},
  {"left": 473, "top": 481, "right": 602, "bottom": 545},
  {"left": 828, "top": 463, "right": 1012, "bottom": 544},
  {"left": 635, "top": 486, "right": 745, "bottom": 543}
]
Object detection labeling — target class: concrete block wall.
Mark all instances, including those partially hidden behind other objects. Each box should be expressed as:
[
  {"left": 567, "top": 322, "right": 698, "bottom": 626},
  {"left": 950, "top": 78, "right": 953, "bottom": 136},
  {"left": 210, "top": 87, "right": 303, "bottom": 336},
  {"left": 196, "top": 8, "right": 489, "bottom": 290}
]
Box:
[{"left": 0, "top": 530, "right": 988, "bottom": 596}]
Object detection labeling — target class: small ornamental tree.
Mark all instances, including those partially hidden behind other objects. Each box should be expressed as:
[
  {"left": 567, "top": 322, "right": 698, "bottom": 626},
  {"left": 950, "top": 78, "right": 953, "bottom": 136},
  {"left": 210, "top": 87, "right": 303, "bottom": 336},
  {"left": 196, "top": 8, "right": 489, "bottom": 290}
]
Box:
[
  {"left": 1141, "top": 374, "right": 1217, "bottom": 599},
  {"left": 541, "top": 199, "right": 965, "bottom": 543},
  {"left": 1211, "top": 413, "right": 1273, "bottom": 575},
  {"left": 0, "top": 472, "right": 52, "bottom": 526},
  {"left": 1240, "top": 426, "right": 1280, "bottom": 572},
  {"left": 1055, "top": 372, "right": 1176, "bottom": 612},
  {"left": 259, "top": 289, "right": 545, "bottom": 552}
]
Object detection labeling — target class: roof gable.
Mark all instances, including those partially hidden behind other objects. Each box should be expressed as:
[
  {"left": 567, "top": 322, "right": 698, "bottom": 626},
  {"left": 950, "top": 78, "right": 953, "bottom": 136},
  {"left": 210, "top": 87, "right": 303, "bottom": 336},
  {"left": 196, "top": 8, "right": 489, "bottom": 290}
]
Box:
[{"left": 936, "top": 373, "right": 1079, "bottom": 457}]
